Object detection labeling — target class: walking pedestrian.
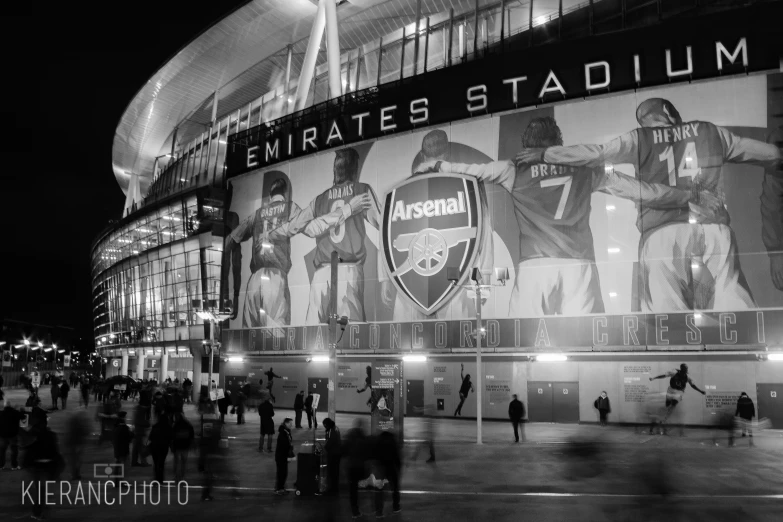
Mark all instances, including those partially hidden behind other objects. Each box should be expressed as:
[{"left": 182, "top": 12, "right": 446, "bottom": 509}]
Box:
[
  {"left": 199, "top": 419, "right": 222, "bottom": 501},
  {"left": 64, "top": 409, "right": 90, "bottom": 479},
  {"left": 274, "top": 418, "right": 295, "bottom": 495},
  {"left": 80, "top": 375, "right": 91, "bottom": 408},
  {"left": 374, "top": 430, "right": 401, "bottom": 517},
  {"left": 258, "top": 395, "right": 275, "bottom": 452},
  {"left": 735, "top": 392, "right": 756, "bottom": 446},
  {"left": 183, "top": 377, "right": 193, "bottom": 404},
  {"left": 23, "top": 414, "right": 65, "bottom": 519},
  {"left": 323, "top": 418, "right": 342, "bottom": 495},
  {"left": 112, "top": 411, "right": 132, "bottom": 466},
  {"left": 171, "top": 412, "right": 195, "bottom": 481},
  {"left": 294, "top": 390, "right": 305, "bottom": 428},
  {"left": 344, "top": 419, "right": 368, "bottom": 518},
  {"left": 594, "top": 391, "right": 611, "bottom": 426},
  {"left": 60, "top": 379, "right": 71, "bottom": 410},
  {"left": 148, "top": 415, "right": 173, "bottom": 482},
  {"left": 131, "top": 404, "right": 151, "bottom": 467},
  {"left": 217, "top": 390, "right": 231, "bottom": 424},
  {"left": 0, "top": 402, "right": 24, "bottom": 470},
  {"left": 236, "top": 390, "right": 246, "bottom": 425},
  {"left": 509, "top": 394, "right": 525, "bottom": 442}
]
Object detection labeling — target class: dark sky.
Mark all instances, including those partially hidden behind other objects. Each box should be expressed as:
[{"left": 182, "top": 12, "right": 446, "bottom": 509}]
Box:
[{"left": 1, "top": 1, "right": 248, "bottom": 340}]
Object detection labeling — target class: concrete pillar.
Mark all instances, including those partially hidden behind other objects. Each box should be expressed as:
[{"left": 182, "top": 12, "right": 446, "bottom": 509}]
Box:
[
  {"left": 295, "top": 0, "right": 327, "bottom": 111},
  {"left": 192, "top": 353, "right": 203, "bottom": 400},
  {"left": 161, "top": 352, "right": 169, "bottom": 381},
  {"left": 136, "top": 352, "right": 145, "bottom": 380},
  {"left": 121, "top": 353, "right": 129, "bottom": 376},
  {"left": 323, "top": 0, "right": 342, "bottom": 99}
]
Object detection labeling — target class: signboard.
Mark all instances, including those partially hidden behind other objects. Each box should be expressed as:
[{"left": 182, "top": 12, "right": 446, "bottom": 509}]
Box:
[
  {"left": 216, "top": 388, "right": 225, "bottom": 400},
  {"left": 1, "top": 349, "right": 10, "bottom": 367},
  {"left": 31, "top": 371, "right": 40, "bottom": 388},
  {"left": 370, "top": 360, "right": 401, "bottom": 434},
  {"left": 311, "top": 393, "right": 321, "bottom": 411},
  {"left": 115, "top": 384, "right": 127, "bottom": 391},
  {"left": 63, "top": 354, "right": 71, "bottom": 368},
  {"left": 226, "top": 7, "right": 781, "bottom": 177},
  {"left": 112, "top": 359, "right": 120, "bottom": 368}
]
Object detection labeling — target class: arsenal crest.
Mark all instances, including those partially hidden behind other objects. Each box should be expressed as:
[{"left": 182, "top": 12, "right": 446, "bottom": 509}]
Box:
[{"left": 382, "top": 173, "right": 483, "bottom": 315}]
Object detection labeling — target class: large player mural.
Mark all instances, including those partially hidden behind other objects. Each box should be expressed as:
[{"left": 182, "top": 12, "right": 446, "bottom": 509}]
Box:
[{"left": 221, "top": 72, "right": 783, "bottom": 352}]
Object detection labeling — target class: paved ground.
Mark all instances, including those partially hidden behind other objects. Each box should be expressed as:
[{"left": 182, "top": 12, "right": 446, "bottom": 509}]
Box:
[{"left": 1, "top": 388, "right": 782, "bottom": 521}]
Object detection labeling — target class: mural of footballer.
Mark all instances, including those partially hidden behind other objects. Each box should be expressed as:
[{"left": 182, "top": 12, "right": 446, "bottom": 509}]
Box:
[
  {"left": 383, "top": 129, "right": 495, "bottom": 321},
  {"left": 516, "top": 98, "right": 783, "bottom": 312},
  {"left": 265, "top": 148, "right": 383, "bottom": 324},
  {"left": 225, "top": 171, "right": 366, "bottom": 328},
  {"left": 415, "top": 116, "right": 708, "bottom": 316}
]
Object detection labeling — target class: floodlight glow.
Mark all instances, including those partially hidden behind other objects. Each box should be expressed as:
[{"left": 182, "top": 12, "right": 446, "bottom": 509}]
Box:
[
  {"left": 311, "top": 355, "right": 330, "bottom": 362},
  {"left": 536, "top": 354, "right": 567, "bottom": 362},
  {"left": 402, "top": 355, "right": 427, "bottom": 362},
  {"left": 228, "top": 356, "right": 244, "bottom": 363},
  {"left": 767, "top": 353, "right": 783, "bottom": 361},
  {"left": 607, "top": 247, "right": 620, "bottom": 254}
]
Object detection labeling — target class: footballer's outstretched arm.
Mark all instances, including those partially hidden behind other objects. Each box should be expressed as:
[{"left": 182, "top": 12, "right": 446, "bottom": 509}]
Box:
[
  {"left": 719, "top": 127, "right": 783, "bottom": 167},
  {"left": 688, "top": 379, "right": 706, "bottom": 395},
  {"left": 760, "top": 171, "right": 783, "bottom": 290},
  {"left": 649, "top": 374, "right": 667, "bottom": 381},
  {"left": 519, "top": 131, "right": 640, "bottom": 169},
  {"left": 594, "top": 169, "right": 690, "bottom": 208},
  {"left": 414, "top": 159, "right": 517, "bottom": 193}
]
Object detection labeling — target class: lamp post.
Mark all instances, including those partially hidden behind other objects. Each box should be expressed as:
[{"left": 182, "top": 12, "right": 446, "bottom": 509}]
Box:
[
  {"left": 447, "top": 266, "right": 509, "bottom": 444},
  {"left": 194, "top": 299, "right": 231, "bottom": 404}
]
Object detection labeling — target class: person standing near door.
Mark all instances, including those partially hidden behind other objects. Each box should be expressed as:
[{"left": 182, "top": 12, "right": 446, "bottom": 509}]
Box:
[
  {"left": 304, "top": 391, "right": 317, "bottom": 429},
  {"left": 594, "top": 391, "right": 611, "bottom": 426},
  {"left": 509, "top": 395, "right": 525, "bottom": 442},
  {"left": 293, "top": 391, "right": 304, "bottom": 429}
]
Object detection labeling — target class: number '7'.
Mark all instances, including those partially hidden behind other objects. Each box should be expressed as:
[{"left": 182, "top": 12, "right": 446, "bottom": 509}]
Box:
[{"left": 539, "top": 176, "right": 573, "bottom": 220}]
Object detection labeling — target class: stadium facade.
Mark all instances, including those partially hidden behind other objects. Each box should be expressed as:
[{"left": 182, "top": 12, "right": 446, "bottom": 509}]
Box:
[{"left": 93, "top": 0, "right": 783, "bottom": 427}]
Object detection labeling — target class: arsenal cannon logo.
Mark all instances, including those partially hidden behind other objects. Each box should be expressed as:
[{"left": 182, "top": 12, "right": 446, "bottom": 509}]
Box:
[{"left": 382, "top": 173, "right": 483, "bottom": 315}]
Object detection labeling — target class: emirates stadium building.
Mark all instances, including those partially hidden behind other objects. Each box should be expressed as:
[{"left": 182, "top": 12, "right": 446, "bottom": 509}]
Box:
[{"left": 93, "top": 0, "right": 783, "bottom": 428}]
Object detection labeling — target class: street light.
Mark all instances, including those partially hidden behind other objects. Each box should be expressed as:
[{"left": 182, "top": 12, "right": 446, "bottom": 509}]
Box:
[
  {"left": 192, "top": 298, "right": 232, "bottom": 402},
  {"left": 447, "top": 265, "right": 509, "bottom": 444}
]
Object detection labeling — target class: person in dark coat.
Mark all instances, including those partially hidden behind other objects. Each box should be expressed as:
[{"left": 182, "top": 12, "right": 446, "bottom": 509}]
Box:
[
  {"left": 274, "top": 418, "right": 295, "bottom": 494},
  {"left": 23, "top": 415, "right": 64, "bottom": 519},
  {"left": 343, "top": 419, "right": 368, "bottom": 518},
  {"left": 60, "top": 380, "right": 71, "bottom": 410},
  {"left": 236, "top": 390, "right": 246, "bottom": 424},
  {"left": 258, "top": 397, "right": 275, "bottom": 452},
  {"left": 594, "top": 391, "right": 611, "bottom": 426},
  {"left": 735, "top": 392, "right": 756, "bottom": 445},
  {"left": 148, "top": 415, "right": 173, "bottom": 482},
  {"left": 374, "top": 430, "right": 401, "bottom": 517},
  {"left": 217, "top": 390, "right": 231, "bottom": 424},
  {"left": 131, "top": 404, "right": 151, "bottom": 467},
  {"left": 64, "top": 409, "right": 90, "bottom": 479},
  {"left": 113, "top": 411, "right": 133, "bottom": 465},
  {"left": 50, "top": 379, "right": 60, "bottom": 410},
  {"left": 322, "top": 418, "right": 342, "bottom": 495},
  {"left": 293, "top": 391, "right": 305, "bottom": 429},
  {"left": 80, "top": 376, "right": 91, "bottom": 408},
  {"left": 508, "top": 394, "right": 525, "bottom": 442},
  {"left": 0, "top": 403, "right": 24, "bottom": 470},
  {"left": 171, "top": 412, "right": 195, "bottom": 481}
]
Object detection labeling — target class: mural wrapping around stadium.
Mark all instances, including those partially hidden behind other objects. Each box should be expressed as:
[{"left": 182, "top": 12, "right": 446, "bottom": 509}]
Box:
[{"left": 221, "top": 72, "right": 783, "bottom": 353}]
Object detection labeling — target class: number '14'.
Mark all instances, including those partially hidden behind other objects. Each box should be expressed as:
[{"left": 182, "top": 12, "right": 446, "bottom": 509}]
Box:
[{"left": 659, "top": 142, "right": 700, "bottom": 186}]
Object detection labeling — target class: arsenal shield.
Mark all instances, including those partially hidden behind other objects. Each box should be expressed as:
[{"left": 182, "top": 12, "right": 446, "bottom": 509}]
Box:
[{"left": 382, "top": 173, "right": 483, "bottom": 315}]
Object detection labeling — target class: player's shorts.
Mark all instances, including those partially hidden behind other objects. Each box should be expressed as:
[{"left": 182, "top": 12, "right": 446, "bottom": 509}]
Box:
[
  {"left": 509, "top": 258, "right": 604, "bottom": 317},
  {"left": 392, "top": 285, "right": 476, "bottom": 321},
  {"left": 307, "top": 263, "right": 365, "bottom": 324},
  {"left": 640, "top": 223, "right": 755, "bottom": 312},
  {"left": 242, "top": 267, "right": 290, "bottom": 328},
  {"left": 665, "top": 388, "right": 683, "bottom": 407}
]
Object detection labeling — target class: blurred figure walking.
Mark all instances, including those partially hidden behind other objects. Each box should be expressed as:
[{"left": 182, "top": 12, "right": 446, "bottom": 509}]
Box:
[
  {"left": 735, "top": 392, "right": 756, "bottom": 446},
  {"left": 131, "top": 403, "right": 151, "bottom": 467},
  {"left": 509, "top": 394, "right": 525, "bottom": 442},
  {"left": 60, "top": 379, "right": 70, "bottom": 410},
  {"left": 274, "top": 418, "right": 295, "bottom": 495},
  {"left": 148, "top": 415, "right": 173, "bottom": 482},
  {"left": 305, "top": 391, "right": 317, "bottom": 429},
  {"left": 23, "top": 414, "right": 64, "bottom": 519},
  {"left": 344, "top": 419, "right": 368, "bottom": 518},
  {"left": 294, "top": 390, "right": 305, "bottom": 428},
  {"left": 112, "top": 411, "right": 132, "bottom": 466},
  {"left": 171, "top": 412, "right": 195, "bottom": 481},
  {"left": 0, "top": 401, "right": 24, "bottom": 470},
  {"left": 594, "top": 391, "right": 611, "bottom": 426},
  {"left": 323, "top": 418, "right": 342, "bottom": 495},
  {"left": 217, "top": 390, "right": 231, "bottom": 424},
  {"left": 258, "top": 394, "right": 275, "bottom": 452},
  {"left": 374, "top": 431, "right": 401, "bottom": 517},
  {"left": 50, "top": 378, "right": 60, "bottom": 410},
  {"left": 412, "top": 404, "right": 436, "bottom": 463},
  {"left": 64, "top": 409, "right": 90, "bottom": 479}
]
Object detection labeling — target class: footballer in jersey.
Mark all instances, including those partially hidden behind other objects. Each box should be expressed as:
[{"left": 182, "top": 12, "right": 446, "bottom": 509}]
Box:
[
  {"left": 649, "top": 363, "right": 706, "bottom": 432},
  {"left": 383, "top": 129, "right": 495, "bottom": 321},
  {"left": 516, "top": 98, "right": 783, "bottom": 313},
  {"left": 264, "top": 148, "right": 383, "bottom": 325},
  {"left": 415, "top": 117, "right": 694, "bottom": 317}
]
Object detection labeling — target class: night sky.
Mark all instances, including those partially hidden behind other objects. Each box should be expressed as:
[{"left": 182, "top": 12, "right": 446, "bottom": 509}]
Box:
[{"left": 2, "top": 1, "right": 248, "bottom": 342}]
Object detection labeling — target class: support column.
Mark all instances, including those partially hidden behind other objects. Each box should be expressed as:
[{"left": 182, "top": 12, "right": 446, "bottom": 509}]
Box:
[
  {"left": 284, "top": 45, "right": 293, "bottom": 114},
  {"left": 323, "top": 0, "right": 342, "bottom": 99},
  {"left": 295, "top": 0, "right": 327, "bottom": 111},
  {"left": 136, "top": 352, "right": 145, "bottom": 380},
  {"left": 192, "top": 352, "right": 203, "bottom": 399},
  {"left": 161, "top": 351, "right": 169, "bottom": 382},
  {"left": 121, "top": 352, "right": 129, "bottom": 376}
]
